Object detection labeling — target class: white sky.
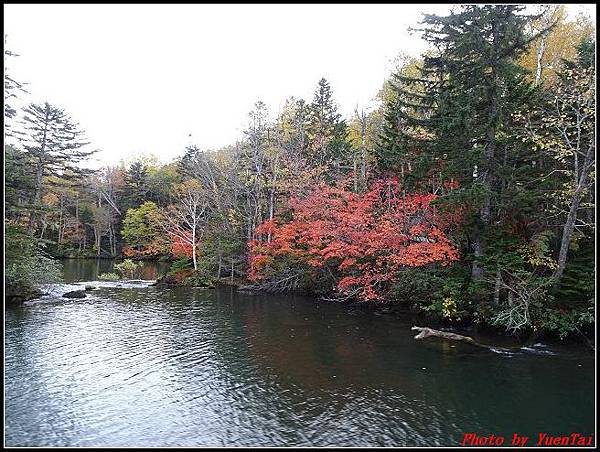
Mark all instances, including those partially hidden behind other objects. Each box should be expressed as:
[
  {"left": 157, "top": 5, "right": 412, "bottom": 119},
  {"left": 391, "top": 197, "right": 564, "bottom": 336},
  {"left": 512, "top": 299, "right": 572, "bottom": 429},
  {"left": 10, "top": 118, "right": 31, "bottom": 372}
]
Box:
[{"left": 4, "top": 4, "right": 596, "bottom": 168}]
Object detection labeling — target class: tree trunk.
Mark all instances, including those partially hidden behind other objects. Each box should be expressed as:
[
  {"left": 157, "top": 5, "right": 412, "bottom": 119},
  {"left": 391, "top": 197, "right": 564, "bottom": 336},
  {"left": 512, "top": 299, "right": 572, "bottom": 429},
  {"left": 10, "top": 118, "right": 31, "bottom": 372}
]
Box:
[
  {"left": 472, "top": 22, "right": 499, "bottom": 285},
  {"left": 534, "top": 36, "right": 546, "bottom": 86},
  {"left": 471, "top": 232, "right": 484, "bottom": 280},
  {"left": 27, "top": 110, "right": 49, "bottom": 236},
  {"left": 191, "top": 216, "right": 198, "bottom": 270},
  {"left": 268, "top": 189, "right": 275, "bottom": 243},
  {"left": 493, "top": 269, "right": 501, "bottom": 304},
  {"left": 553, "top": 188, "right": 583, "bottom": 281},
  {"left": 108, "top": 224, "right": 114, "bottom": 258},
  {"left": 27, "top": 161, "right": 44, "bottom": 236},
  {"left": 353, "top": 158, "right": 358, "bottom": 193},
  {"left": 39, "top": 220, "right": 47, "bottom": 240},
  {"left": 358, "top": 109, "right": 367, "bottom": 192},
  {"left": 58, "top": 197, "right": 64, "bottom": 245},
  {"left": 95, "top": 227, "right": 101, "bottom": 257},
  {"left": 553, "top": 144, "right": 593, "bottom": 282},
  {"left": 411, "top": 326, "right": 516, "bottom": 351}
]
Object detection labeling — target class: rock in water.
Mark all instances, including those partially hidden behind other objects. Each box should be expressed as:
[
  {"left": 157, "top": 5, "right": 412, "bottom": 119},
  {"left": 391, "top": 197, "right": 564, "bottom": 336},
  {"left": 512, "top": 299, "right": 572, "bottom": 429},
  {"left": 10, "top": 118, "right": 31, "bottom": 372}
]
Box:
[
  {"left": 62, "top": 290, "right": 87, "bottom": 299},
  {"left": 84, "top": 285, "right": 97, "bottom": 291}
]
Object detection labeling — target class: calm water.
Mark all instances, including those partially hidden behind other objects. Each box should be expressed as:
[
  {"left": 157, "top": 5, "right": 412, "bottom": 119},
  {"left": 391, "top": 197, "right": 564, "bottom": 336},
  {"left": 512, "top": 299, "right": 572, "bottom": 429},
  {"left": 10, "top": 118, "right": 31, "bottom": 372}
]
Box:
[{"left": 4, "top": 260, "right": 596, "bottom": 447}]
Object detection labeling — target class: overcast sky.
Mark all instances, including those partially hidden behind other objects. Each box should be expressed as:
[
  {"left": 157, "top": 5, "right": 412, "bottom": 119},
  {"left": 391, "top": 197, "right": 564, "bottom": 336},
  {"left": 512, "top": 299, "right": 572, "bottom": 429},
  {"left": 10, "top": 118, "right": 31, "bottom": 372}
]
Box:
[{"left": 4, "top": 4, "right": 596, "bottom": 168}]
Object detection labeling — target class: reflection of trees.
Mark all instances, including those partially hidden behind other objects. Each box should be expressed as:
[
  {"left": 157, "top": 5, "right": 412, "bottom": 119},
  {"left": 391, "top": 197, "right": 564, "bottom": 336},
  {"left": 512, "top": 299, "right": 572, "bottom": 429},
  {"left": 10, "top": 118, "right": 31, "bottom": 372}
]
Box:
[
  {"left": 6, "top": 286, "right": 595, "bottom": 445},
  {"left": 235, "top": 293, "right": 424, "bottom": 393},
  {"left": 59, "top": 259, "right": 169, "bottom": 282}
]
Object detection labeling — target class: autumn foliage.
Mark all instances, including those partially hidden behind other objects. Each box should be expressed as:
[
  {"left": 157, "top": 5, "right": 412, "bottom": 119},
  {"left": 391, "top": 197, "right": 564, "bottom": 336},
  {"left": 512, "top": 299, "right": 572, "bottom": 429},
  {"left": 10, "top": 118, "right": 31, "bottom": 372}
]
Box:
[
  {"left": 248, "top": 178, "right": 460, "bottom": 301},
  {"left": 169, "top": 231, "right": 198, "bottom": 258}
]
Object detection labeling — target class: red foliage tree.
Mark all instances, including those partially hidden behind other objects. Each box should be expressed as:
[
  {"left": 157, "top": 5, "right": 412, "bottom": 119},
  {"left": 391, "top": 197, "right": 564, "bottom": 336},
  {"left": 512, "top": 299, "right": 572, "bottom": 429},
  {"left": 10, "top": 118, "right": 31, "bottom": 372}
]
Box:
[
  {"left": 249, "top": 178, "right": 460, "bottom": 301},
  {"left": 169, "top": 230, "right": 198, "bottom": 259}
]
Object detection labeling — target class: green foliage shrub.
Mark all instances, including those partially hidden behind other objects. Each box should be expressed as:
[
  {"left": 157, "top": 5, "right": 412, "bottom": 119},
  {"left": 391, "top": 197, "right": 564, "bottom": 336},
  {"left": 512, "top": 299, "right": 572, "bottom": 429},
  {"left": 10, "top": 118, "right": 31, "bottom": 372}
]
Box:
[
  {"left": 167, "top": 256, "right": 193, "bottom": 276},
  {"left": 537, "top": 306, "right": 594, "bottom": 340},
  {"left": 114, "top": 259, "right": 142, "bottom": 279},
  {"left": 5, "top": 224, "right": 63, "bottom": 292}
]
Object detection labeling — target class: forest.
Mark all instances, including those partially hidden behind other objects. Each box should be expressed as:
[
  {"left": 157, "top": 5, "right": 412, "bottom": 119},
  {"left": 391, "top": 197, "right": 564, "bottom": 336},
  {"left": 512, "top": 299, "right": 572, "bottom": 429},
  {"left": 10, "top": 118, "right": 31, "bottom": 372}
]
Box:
[{"left": 4, "top": 5, "right": 596, "bottom": 340}]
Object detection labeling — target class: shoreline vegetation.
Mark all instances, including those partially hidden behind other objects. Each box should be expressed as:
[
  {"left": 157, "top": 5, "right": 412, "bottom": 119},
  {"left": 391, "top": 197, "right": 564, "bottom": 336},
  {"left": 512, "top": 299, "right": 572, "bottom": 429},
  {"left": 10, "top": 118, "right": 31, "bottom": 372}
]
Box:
[
  {"left": 5, "top": 6, "right": 595, "bottom": 343},
  {"left": 7, "top": 256, "right": 594, "bottom": 352}
]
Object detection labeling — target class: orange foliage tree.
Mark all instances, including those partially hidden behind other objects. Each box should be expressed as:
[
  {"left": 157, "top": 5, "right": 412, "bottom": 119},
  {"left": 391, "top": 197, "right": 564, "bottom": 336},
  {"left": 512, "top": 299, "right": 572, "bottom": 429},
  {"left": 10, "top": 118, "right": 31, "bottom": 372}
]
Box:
[{"left": 248, "top": 178, "right": 460, "bottom": 301}]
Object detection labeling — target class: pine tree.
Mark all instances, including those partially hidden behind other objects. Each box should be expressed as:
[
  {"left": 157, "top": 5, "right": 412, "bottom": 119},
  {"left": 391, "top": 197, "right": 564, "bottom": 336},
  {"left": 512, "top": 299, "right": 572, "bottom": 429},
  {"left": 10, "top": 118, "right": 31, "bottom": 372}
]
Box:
[
  {"left": 4, "top": 43, "right": 27, "bottom": 139},
  {"left": 375, "top": 57, "right": 434, "bottom": 184},
  {"left": 374, "top": 5, "right": 562, "bottom": 312},
  {"left": 20, "top": 102, "right": 95, "bottom": 235},
  {"left": 123, "top": 160, "right": 149, "bottom": 208},
  {"left": 305, "top": 78, "right": 351, "bottom": 173}
]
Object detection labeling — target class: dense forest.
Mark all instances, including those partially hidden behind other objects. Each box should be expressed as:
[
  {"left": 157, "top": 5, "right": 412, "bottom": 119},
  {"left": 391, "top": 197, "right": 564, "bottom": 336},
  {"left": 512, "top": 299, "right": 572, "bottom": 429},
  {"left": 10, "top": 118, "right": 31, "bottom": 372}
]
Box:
[{"left": 4, "top": 5, "right": 596, "bottom": 339}]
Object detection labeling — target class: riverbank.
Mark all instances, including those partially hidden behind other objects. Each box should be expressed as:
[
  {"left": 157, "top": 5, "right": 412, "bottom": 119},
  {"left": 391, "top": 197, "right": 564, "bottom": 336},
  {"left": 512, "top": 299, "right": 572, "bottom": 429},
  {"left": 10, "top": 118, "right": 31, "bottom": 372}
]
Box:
[
  {"left": 5, "top": 284, "right": 44, "bottom": 306},
  {"left": 126, "top": 270, "right": 597, "bottom": 351},
  {"left": 7, "top": 256, "right": 594, "bottom": 349}
]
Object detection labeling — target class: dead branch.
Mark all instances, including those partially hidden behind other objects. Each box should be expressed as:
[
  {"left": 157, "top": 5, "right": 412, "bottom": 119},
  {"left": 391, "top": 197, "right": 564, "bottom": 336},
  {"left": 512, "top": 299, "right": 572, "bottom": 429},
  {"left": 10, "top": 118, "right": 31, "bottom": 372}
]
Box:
[{"left": 411, "top": 326, "right": 508, "bottom": 351}]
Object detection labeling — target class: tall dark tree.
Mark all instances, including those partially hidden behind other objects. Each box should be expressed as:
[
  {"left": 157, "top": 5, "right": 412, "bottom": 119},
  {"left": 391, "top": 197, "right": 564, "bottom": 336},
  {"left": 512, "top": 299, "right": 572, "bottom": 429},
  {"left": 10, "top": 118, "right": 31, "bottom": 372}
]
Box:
[
  {"left": 4, "top": 41, "right": 27, "bottom": 139},
  {"left": 375, "top": 57, "right": 433, "bottom": 184},
  {"left": 122, "top": 160, "right": 149, "bottom": 209},
  {"left": 377, "top": 6, "right": 548, "bottom": 296},
  {"left": 305, "top": 78, "right": 351, "bottom": 173},
  {"left": 5, "top": 145, "right": 35, "bottom": 221},
  {"left": 20, "top": 102, "right": 95, "bottom": 235}
]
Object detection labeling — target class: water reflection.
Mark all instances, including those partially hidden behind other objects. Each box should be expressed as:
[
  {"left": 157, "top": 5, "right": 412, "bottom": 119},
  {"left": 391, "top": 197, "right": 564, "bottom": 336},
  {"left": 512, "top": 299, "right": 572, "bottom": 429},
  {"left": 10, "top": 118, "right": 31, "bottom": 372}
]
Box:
[
  {"left": 59, "top": 258, "right": 170, "bottom": 282},
  {"left": 4, "top": 275, "right": 595, "bottom": 447}
]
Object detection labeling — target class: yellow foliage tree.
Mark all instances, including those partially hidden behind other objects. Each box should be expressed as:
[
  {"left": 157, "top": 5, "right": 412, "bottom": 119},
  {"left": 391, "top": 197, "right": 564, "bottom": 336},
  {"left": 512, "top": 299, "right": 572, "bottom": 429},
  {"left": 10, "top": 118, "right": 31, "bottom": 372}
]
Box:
[{"left": 520, "top": 5, "right": 595, "bottom": 86}]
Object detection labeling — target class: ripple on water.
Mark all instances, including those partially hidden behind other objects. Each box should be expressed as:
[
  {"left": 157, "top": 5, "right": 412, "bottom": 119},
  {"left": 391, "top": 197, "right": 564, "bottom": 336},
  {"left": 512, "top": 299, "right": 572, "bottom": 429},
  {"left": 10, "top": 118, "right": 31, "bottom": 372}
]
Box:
[{"left": 4, "top": 283, "right": 596, "bottom": 447}]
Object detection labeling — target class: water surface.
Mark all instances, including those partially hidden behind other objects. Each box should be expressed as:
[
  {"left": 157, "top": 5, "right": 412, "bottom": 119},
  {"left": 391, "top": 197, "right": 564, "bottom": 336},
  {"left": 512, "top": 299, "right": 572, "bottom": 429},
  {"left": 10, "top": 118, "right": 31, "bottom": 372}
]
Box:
[{"left": 4, "top": 260, "right": 595, "bottom": 446}]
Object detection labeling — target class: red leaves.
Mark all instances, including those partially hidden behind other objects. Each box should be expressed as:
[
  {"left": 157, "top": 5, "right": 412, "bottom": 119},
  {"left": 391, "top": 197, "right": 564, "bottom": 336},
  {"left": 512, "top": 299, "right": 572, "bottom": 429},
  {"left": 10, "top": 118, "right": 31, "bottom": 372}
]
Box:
[
  {"left": 249, "top": 178, "right": 460, "bottom": 301},
  {"left": 170, "top": 231, "right": 198, "bottom": 258}
]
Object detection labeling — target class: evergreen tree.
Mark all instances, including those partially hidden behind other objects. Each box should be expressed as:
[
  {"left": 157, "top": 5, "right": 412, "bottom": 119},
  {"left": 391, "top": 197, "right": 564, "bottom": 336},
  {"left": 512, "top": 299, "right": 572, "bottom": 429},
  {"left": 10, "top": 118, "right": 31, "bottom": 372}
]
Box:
[
  {"left": 4, "top": 43, "right": 27, "bottom": 139},
  {"left": 377, "top": 6, "right": 548, "bottom": 300},
  {"left": 123, "top": 160, "right": 149, "bottom": 208},
  {"left": 20, "top": 101, "right": 95, "bottom": 235},
  {"left": 375, "top": 57, "right": 433, "bottom": 183},
  {"left": 5, "top": 145, "right": 36, "bottom": 221},
  {"left": 305, "top": 78, "right": 351, "bottom": 173}
]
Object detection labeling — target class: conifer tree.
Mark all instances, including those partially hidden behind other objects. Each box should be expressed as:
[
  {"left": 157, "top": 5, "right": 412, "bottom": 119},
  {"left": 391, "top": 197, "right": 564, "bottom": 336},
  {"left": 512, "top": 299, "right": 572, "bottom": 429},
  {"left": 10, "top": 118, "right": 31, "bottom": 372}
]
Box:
[
  {"left": 123, "top": 161, "right": 149, "bottom": 209},
  {"left": 305, "top": 78, "right": 351, "bottom": 173},
  {"left": 20, "top": 101, "right": 95, "bottom": 235},
  {"left": 376, "top": 6, "right": 549, "bottom": 297}
]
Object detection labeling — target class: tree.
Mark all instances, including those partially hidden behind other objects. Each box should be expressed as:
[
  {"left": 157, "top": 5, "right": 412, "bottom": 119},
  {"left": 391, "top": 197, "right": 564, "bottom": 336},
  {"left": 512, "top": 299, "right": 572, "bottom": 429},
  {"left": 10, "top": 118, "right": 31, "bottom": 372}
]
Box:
[
  {"left": 20, "top": 101, "right": 95, "bottom": 235},
  {"left": 89, "top": 204, "right": 111, "bottom": 256},
  {"left": 236, "top": 101, "right": 279, "bottom": 241},
  {"left": 5, "top": 224, "right": 62, "bottom": 303},
  {"left": 305, "top": 78, "right": 351, "bottom": 175},
  {"left": 178, "top": 145, "right": 246, "bottom": 278},
  {"left": 122, "top": 160, "right": 149, "bottom": 209},
  {"left": 249, "top": 178, "right": 459, "bottom": 301},
  {"left": 522, "top": 40, "right": 595, "bottom": 283},
  {"left": 374, "top": 55, "right": 429, "bottom": 178},
  {"left": 4, "top": 40, "right": 27, "bottom": 140},
  {"left": 348, "top": 107, "right": 376, "bottom": 193},
  {"left": 5, "top": 145, "right": 35, "bottom": 221},
  {"left": 161, "top": 180, "right": 209, "bottom": 270},
  {"left": 121, "top": 201, "right": 168, "bottom": 257},
  {"left": 519, "top": 6, "right": 594, "bottom": 86},
  {"left": 380, "top": 6, "right": 545, "bottom": 295}
]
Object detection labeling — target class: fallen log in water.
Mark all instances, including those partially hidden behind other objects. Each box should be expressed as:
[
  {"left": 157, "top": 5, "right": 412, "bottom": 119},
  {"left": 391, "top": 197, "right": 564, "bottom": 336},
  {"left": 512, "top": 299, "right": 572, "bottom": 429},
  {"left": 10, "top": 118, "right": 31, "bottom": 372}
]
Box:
[{"left": 411, "top": 326, "right": 505, "bottom": 350}]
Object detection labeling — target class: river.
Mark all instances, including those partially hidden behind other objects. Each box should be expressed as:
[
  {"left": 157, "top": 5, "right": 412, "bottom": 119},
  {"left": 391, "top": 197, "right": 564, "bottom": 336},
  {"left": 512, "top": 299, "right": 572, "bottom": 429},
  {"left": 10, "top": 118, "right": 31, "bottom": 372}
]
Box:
[{"left": 4, "top": 259, "right": 595, "bottom": 447}]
